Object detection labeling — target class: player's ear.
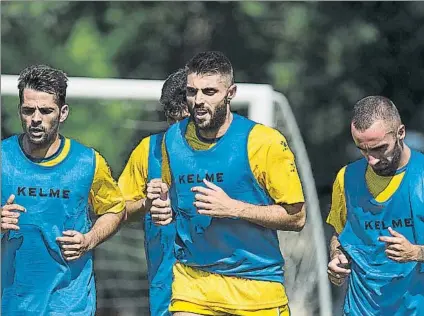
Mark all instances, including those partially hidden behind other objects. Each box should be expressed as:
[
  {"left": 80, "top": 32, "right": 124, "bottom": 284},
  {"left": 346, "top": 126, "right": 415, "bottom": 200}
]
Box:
[
  {"left": 397, "top": 124, "right": 405, "bottom": 141},
  {"left": 59, "top": 104, "right": 69, "bottom": 123},
  {"left": 227, "top": 84, "right": 237, "bottom": 102}
]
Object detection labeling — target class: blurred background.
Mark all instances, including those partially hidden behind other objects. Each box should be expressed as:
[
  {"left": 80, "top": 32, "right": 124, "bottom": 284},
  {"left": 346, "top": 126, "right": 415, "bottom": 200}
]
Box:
[{"left": 2, "top": 1, "right": 424, "bottom": 315}]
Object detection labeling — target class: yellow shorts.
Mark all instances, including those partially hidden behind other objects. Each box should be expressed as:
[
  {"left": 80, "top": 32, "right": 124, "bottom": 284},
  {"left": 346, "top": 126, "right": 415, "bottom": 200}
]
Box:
[
  {"left": 170, "top": 300, "right": 290, "bottom": 315},
  {"left": 169, "top": 263, "right": 289, "bottom": 315}
]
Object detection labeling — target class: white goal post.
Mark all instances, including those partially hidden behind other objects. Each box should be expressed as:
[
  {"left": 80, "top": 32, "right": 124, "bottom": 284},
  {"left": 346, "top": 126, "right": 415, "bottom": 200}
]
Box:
[{"left": 1, "top": 74, "right": 333, "bottom": 316}]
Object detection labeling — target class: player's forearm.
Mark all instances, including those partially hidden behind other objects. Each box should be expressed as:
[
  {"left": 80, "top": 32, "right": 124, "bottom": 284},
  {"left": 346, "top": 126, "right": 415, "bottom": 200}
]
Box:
[
  {"left": 235, "top": 202, "right": 305, "bottom": 231},
  {"left": 85, "top": 211, "right": 124, "bottom": 250},
  {"left": 330, "top": 233, "right": 343, "bottom": 259},
  {"left": 125, "top": 199, "right": 149, "bottom": 217},
  {"left": 414, "top": 245, "right": 424, "bottom": 262}
]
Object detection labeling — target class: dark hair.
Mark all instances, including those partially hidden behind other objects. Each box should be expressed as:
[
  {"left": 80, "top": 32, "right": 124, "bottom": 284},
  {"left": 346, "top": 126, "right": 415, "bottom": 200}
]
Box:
[
  {"left": 18, "top": 64, "right": 68, "bottom": 108},
  {"left": 352, "top": 96, "right": 401, "bottom": 131},
  {"left": 185, "top": 51, "right": 234, "bottom": 85},
  {"left": 160, "top": 68, "right": 187, "bottom": 117}
]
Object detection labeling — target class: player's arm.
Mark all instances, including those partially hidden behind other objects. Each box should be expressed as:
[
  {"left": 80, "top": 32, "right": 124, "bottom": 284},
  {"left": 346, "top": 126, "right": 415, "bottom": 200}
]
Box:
[
  {"left": 414, "top": 246, "right": 424, "bottom": 262},
  {"left": 57, "top": 152, "right": 125, "bottom": 261},
  {"left": 193, "top": 181, "right": 305, "bottom": 231},
  {"left": 231, "top": 202, "right": 305, "bottom": 231},
  {"left": 329, "top": 232, "right": 343, "bottom": 259},
  {"left": 326, "top": 167, "right": 348, "bottom": 254},
  {"left": 379, "top": 228, "right": 424, "bottom": 263},
  {"left": 326, "top": 167, "right": 351, "bottom": 285},
  {"left": 239, "top": 127, "right": 306, "bottom": 231},
  {"left": 145, "top": 136, "right": 173, "bottom": 226},
  {"left": 193, "top": 126, "right": 306, "bottom": 231},
  {"left": 118, "top": 137, "right": 155, "bottom": 219},
  {"left": 1, "top": 194, "right": 26, "bottom": 235},
  {"left": 124, "top": 180, "right": 164, "bottom": 218}
]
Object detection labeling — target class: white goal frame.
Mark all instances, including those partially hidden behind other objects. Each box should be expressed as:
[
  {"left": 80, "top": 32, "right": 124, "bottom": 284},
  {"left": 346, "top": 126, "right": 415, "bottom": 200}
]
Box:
[{"left": 1, "top": 74, "right": 333, "bottom": 316}]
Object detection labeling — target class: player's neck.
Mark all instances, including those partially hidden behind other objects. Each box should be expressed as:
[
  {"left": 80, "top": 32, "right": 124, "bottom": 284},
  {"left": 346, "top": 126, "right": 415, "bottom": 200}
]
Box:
[
  {"left": 22, "top": 133, "right": 62, "bottom": 160},
  {"left": 398, "top": 144, "right": 411, "bottom": 170},
  {"left": 197, "top": 111, "right": 233, "bottom": 140}
]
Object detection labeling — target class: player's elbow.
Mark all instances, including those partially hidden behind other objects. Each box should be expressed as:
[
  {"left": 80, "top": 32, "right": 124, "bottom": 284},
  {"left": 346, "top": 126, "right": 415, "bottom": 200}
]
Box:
[
  {"left": 292, "top": 211, "right": 306, "bottom": 232},
  {"left": 290, "top": 204, "right": 306, "bottom": 232},
  {"left": 281, "top": 202, "right": 306, "bottom": 232}
]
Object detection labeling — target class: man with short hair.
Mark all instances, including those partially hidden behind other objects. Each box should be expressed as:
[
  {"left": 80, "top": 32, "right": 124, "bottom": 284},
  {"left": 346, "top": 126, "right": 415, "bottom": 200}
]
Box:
[
  {"left": 1, "top": 65, "right": 126, "bottom": 315},
  {"left": 118, "top": 68, "right": 189, "bottom": 316},
  {"left": 151, "top": 51, "right": 306, "bottom": 316},
  {"left": 327, "top": 96, "right": 424, "bottom": 315}
]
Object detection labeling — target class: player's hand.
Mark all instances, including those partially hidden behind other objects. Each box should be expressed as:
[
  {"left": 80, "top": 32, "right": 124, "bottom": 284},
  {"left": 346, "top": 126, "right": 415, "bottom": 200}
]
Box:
[
  {"left": 56, "top": 230, "right": 91, "bottom": 261},
  {"left": 1, "top": 194, "right": 26, "bottom": 233},
  {"left": 327, "top": 253, "right": 351, "bottom": 286},
  {"left": 150, "top": 182, "right": 173, "bottom": 226},
  {"left": 192, "top": 179, "right": 242, "bottom": 218},
  {"left": 146, "top": 178, "right": 163, "bottom": 201},
  {"left": 378, "top": 227, "right": 420, "bottom": 262},
  {"left": 145, "top": 178, "right": 164, "bottom": 212}
]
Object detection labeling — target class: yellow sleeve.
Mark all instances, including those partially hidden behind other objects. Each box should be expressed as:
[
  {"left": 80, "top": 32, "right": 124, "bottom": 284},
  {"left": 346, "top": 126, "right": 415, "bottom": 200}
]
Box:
[
  {"left": 118, "top": 137, "right": 150, "bottom": 201},
  {"left": 162, "top": 135, "right": 172, "bottom": 187},
  {"left": 326, "top": 166, "right": 347, "bottom": 234},
  {"left": 89, "top": 151, "right": 126, "bottom": 215},
  {"left": 248, "top": 124, "right": 305, "bottom": 205}
]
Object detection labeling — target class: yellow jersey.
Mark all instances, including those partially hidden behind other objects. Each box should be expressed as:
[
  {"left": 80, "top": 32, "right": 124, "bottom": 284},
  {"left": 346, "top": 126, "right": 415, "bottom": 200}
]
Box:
[{"left": 118, "top": 136, "right": 151, "bottom": 201}]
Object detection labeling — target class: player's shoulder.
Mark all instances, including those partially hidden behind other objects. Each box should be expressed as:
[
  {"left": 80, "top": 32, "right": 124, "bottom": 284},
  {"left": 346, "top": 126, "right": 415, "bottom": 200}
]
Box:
[
  {"left": 62, "top": 137, "right": 96, "bottom": 159},
  {"left": 1, "top": 135, "right": 20, "bottom": 158},
  {"left": 335, "top": 165, "right": 348, "bottom": 182},
  {"left": 66, "top": 137, "right": 92, "bottom": 150},
  {"left": 166, "top": 117, "right": 189, "bottom": 133},
  {"left": 138, "top": 135, "right": 153, "bottom": 148},
  {"left": 412, "top": 149, "right": 424, "bottom": 161},
  {"left": 345, "top": 157, "right": 368, "bottom": 173},
  {"left": 127, "top": 135, "right": 153, "bottom": 157},
  {"left": 249, "top": 123, "right": 288, "bottom": 145},
  {"left": 1, "top": 134, "right": 19, "bottom": 147},
  {"left": 408, "top": 149, "right": 424, "bottom": 175}
]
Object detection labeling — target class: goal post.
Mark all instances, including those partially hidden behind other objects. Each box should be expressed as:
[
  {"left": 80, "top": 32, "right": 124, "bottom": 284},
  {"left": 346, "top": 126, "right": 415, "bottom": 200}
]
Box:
[
  {"left": 273, "top": 92, "right": 332, "bottom": 316},
  {"left": 1, "top": 75, "right": 274, "bottom": 127},
  {"left": 1, "top": 74, "right": 332, "bottom": 316}
]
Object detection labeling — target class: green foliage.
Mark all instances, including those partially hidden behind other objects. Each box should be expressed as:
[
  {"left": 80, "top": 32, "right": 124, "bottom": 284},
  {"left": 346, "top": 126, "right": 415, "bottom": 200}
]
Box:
[{"left": 3, "top": 0, "right": 424, "bottom": 189}]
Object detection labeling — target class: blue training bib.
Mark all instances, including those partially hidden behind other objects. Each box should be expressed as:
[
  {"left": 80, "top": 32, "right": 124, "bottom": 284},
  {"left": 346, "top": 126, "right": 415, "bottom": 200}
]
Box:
[
  {"left": 1, "top": 135, "right": 96, "bottom": 316},
  {"left": 144, "top": 132, "right": 176, "bottom": 316},
  {"left": 340, "top": 150, "right": 424, "bottom": 316},
  {"left": 164, "top": 114, "right": 285, "bottom": 283}
]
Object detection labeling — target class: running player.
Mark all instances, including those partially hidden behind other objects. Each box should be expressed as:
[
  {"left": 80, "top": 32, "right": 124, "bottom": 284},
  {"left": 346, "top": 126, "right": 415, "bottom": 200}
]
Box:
[
  {"left": 1, "top": 65, "right": 126, "bottom": 315},
  {"left": 327, "top": 96, "right": 424, "bottom": 315},
  {"left": 151, "top": 51, "right": 306, "bottom": 316},
  {"left": 118, "top": 68, "right": 189, "bottom": 316}
]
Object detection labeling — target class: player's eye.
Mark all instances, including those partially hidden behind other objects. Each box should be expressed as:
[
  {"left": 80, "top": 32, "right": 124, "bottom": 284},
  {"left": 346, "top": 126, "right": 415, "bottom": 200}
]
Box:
[
  {"left": 186, "top": 87, "right": 197, "bottom": 96},
  {"left": 202, "top": 89, "right": 216, "bottom": 96},
  {"left": 39, "top": 108, "right": 54, "bottom": 115},
  {"left": 21, "top": 107, "right": 35, "bottom": 115}
]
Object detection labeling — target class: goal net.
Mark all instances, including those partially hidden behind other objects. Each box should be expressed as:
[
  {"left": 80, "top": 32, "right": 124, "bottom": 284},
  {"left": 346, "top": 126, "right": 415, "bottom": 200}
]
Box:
[{"left": 1, "top": 75, "right": 332, "bottom": 316}]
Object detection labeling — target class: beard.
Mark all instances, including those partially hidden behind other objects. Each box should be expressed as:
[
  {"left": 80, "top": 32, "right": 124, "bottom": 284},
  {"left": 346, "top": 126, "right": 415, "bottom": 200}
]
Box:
[
  {"left": 372, "top": 140, "right": 403, "bottom": 176},
  {"left": 189, "top": 100, "right": 228, "bottom": 132},
  {"left": 22, "top": 118, "right": 60, "bottom": 147}
]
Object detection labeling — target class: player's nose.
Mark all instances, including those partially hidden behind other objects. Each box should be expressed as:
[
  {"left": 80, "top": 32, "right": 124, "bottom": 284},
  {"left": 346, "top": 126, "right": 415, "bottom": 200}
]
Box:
[
  {"left": 31, "top": 110, "right": 42, "bottom": 124},
  {"left": 367, "top": 155, "right": 380, "bottom": 166}
]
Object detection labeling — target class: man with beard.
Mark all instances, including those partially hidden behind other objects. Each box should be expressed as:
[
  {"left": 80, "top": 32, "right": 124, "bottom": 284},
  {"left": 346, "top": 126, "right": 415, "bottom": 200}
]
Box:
[
  {"left": 1, "top": 65, "right": 125, "bottom": 315},
  {"left": 118, "top": 68, "right": 189, "bottom": 316},
  {"left": 327, "top": 96, "right": 424, "bottom": 315},
  {"left": 150, "top": 51, "right": 306, "bottom": 315}
]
